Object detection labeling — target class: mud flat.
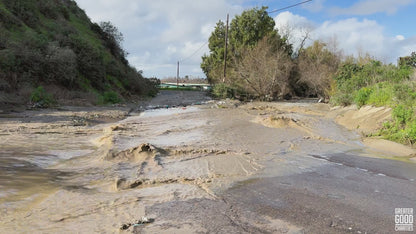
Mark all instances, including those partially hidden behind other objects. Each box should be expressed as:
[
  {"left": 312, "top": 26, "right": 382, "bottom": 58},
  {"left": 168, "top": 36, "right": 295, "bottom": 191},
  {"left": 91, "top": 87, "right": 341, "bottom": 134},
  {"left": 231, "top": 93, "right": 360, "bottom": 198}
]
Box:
[{"left": 1, "top": 91, "right": 415, "bottom": 233}]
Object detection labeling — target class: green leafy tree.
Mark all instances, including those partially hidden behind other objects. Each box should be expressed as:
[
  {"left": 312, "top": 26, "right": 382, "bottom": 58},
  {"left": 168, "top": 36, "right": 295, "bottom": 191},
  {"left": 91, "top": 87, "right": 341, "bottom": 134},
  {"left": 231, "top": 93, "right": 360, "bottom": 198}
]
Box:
[
  {"left": 201, "top": 7, "right": 291, "bottom": 84},
  {"left": 229, "top": 6, "right": 275, "bottom": 50},
  {"left": 201, "top": 20, "right": 227, "bottom": 84},
  {"left": 99, "top": 21, "right": 127, "bottom": 63}
]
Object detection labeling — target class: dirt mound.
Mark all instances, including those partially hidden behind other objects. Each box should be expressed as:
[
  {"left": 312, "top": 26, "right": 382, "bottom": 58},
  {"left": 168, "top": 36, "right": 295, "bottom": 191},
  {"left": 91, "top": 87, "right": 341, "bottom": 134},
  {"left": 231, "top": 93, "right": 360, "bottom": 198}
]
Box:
[{"left": 254, "top": 116, "right": 300, "bottom": 129}]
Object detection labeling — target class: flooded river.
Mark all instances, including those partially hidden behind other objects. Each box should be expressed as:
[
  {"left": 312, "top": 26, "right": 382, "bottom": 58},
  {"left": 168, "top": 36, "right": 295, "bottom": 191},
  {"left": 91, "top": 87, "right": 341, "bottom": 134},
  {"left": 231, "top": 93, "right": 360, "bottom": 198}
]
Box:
[{"left": 0, "top": 91, "right": 415, "bottom": 233}]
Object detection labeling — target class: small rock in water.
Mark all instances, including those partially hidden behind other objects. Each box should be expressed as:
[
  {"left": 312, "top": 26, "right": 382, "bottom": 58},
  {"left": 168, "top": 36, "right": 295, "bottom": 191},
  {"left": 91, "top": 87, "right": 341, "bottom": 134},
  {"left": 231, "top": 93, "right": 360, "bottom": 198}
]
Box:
[
  {"left": 120, "top": 223, "right": 131, "bottom": 230},
  {"left": 139, "top": 143, "right": 152, "bottom": 152}
]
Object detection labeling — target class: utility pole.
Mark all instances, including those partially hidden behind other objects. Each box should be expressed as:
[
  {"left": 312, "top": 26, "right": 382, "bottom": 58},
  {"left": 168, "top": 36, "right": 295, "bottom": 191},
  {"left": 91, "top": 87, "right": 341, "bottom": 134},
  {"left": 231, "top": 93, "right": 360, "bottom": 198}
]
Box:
[
  {"left": 223, "top": 13, "right": 229, "bottom": 83},
  {"left": 176, "top": 61, "right": 179, "bottom": 88}
]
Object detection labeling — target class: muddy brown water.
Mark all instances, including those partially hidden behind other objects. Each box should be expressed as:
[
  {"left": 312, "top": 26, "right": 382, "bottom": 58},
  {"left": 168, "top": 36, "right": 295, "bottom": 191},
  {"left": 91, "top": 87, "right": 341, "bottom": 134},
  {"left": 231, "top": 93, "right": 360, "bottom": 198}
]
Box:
[{"left": 0, "top": 91, "right": 415, "bottom": 233}]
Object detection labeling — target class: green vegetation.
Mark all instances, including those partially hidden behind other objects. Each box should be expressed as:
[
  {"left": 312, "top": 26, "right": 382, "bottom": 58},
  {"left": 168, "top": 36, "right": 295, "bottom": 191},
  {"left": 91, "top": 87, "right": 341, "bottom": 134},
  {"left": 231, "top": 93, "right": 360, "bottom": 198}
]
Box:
[
  {"left": 201, "top": 7, "right": 293, "bottom": 100},
  {"left": 30, "top": 86, "right": 55, "bottom": 107},
  {"left": 329, "top": 56, "right": 416, "bottom": 144},
  {"left": 202, "top": 7, "right": 416, "bottom": 145},
  {"left": 331, "top": 59, "right": 412, "bottom": 106},
  {"left": 202, "top": 7, "right": 337, "bottom": 101},
  {"left": 102, "top": 91, "right": 122, "bottom": 104},
  {"left": 0, "top": 0, "right": 158, "bottom": 106},
  {"left": 211, "top": 83, "right": 241, "bottom": 99}
]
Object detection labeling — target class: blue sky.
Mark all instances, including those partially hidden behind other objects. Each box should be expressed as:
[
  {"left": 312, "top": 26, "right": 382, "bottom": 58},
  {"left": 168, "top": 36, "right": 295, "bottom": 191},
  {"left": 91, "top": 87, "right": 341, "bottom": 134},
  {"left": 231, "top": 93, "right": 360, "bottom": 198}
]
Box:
[
  {"left": 75, "top": 0, "right": 416, "bottom": 78},
  {"left": 265, "top": 0, "right": 416, "bottom": 37}
]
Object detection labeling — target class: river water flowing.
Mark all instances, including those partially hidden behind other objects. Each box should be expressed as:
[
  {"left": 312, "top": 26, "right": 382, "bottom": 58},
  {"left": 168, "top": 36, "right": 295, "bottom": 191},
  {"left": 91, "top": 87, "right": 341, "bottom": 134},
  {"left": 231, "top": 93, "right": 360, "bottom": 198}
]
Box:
[{"left": 1, "top": 91, "right": 415, "bottom": 233}]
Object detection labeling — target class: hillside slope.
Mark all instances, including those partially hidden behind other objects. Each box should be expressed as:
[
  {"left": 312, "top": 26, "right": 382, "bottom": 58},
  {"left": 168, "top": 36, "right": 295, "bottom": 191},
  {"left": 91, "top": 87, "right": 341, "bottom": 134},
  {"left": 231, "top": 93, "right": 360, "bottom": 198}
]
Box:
[{"left": 0, "top": 0, "right": 157, "bottom": 106}]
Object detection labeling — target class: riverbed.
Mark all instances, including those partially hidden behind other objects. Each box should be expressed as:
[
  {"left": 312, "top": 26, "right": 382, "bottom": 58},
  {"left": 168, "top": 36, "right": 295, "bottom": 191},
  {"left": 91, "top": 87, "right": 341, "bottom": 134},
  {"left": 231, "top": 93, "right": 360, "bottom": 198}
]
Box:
[{"left": 1, "top": 91, "right": 415, "bottom": 233}]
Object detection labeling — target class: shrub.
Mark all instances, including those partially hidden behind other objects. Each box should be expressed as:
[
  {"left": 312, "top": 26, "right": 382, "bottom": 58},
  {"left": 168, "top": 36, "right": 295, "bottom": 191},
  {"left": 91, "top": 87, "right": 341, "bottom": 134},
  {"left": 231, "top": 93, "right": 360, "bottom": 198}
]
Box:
[
  {"left": 393, "top": 83, "right": 416, "bottom": 105},
  {"left": 69, "top": 35, "right": 106, "bottom": 89},
  {"left": 212, "top": 83, "right": 237, "bottom": 99},
  {"left": 405, "top": 120, "right": 416, "bottom": 144},
  {"left": 366, "top": 83, "right": 393, "bottom": 107},
  {"left": 330, "top": 92, "right": 353, "bottom": 106},
  {"left": 38, "top": 0, "right": 59, "bottom": 19},
  {"left": 45, "top": 43, "right": 77, "bottom": 86},
  {"left": 392, "top": 105, "right": 413, "bottom": 126},
  {"left": 102, "top": 91, "right": 121, "bottom": 104},
  {"left": 354, "top": 87, "right": 373, "bottom": 107},
  {"left": 30, "top": 86, "right": 55, "bottom": 107},
  {"left": 379, "top": 104, "right": 416, "bottom": 145}
]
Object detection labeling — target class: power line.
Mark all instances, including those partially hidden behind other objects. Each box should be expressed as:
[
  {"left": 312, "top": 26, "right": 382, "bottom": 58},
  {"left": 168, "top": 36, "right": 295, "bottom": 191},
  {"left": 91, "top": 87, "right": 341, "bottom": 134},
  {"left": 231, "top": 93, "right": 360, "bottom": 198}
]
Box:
[
  {"left": 176, "top": 40, "right": 209, "bottom": 80},
  {"left": 180, "top": 40, "right": 209, "bottom": 63},
  {"left": 268, "top": 0, "right": 313, "bottom": 14}
]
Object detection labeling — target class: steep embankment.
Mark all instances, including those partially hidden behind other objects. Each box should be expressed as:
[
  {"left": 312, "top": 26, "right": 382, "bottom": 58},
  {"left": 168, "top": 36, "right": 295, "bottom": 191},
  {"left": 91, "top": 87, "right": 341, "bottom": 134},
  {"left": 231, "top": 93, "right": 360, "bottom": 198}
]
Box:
[
  {"left": 330, "top": 105, "right": 416, "bottom": 158},
  {"left": 0, "top": 0, "right": 157, "bottom": 107}
]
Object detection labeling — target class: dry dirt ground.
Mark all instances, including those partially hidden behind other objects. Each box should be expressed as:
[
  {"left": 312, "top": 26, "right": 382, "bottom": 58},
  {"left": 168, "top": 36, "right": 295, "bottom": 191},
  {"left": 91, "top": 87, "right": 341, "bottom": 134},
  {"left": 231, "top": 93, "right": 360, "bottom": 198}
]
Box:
[{"left": 0, "top": 90, "right": 415, "bottom": 233}]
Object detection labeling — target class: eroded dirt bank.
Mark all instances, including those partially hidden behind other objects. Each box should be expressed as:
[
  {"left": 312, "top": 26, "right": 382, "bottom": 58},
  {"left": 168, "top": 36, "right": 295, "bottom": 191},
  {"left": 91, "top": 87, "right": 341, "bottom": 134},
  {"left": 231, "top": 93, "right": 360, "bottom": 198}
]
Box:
[{"left": 1, "top": 91, "right": 415, "bottom": 233}]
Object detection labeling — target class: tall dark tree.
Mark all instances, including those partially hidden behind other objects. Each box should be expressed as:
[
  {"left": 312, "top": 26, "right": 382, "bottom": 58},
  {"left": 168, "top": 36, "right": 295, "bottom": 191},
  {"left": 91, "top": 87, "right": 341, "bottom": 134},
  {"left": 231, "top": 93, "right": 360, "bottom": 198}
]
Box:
[
  {"left": 201, "top": 7, "right": 292, "bottom": 84},
  {"left": 229, "top": 6, "right": 275, "bottom": 50},
  {"left": 201, "top": 20, "right": 227, "bottom": 84}
]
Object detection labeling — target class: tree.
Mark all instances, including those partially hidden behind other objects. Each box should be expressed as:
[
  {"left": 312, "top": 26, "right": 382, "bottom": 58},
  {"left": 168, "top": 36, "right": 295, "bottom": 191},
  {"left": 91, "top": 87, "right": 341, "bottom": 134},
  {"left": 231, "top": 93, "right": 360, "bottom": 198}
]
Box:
[
  {"left": 229, "top": 6, "right": 275, "bottom": 50},
  {"left": 201, "top": 20, "right": 227, "bottom": 84},
  {"left": 201, "top": 7, "right": 291, "bottom": 84},
  {"left": 99, "top": 21, "right": 127, "bottom": 62},
  {"left": 232, "top": 36, "right": 293, "bottom": 100},
  {"left": 99, "top": 21, "right": 124, "bottom": 46},
  {"left": 297, "top": 41, "right": 341, "bottom": 98}
]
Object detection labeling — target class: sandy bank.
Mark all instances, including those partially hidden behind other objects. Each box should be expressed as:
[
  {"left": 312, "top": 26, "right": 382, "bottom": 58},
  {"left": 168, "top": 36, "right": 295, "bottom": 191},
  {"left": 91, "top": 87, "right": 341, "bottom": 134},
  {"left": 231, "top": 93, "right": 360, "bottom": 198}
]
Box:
[{"left": 330, "top": 104, "right": 416, "bottom": 158}]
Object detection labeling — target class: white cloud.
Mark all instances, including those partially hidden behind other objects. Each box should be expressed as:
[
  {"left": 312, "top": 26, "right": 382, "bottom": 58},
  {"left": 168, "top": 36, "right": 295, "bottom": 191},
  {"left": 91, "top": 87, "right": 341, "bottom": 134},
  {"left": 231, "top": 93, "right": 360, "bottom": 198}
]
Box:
[
  {"left": 73, "top": 1, "right": 415, "bottom": 77},
  {"left": 394, "top": 36, "right": 416, "bottom": 60},
  {"left": 314, "top": 18, "right": 386, "bottom": 58},
  {"left": 302, "top": 0, "right": 326, "bottom": 12},
  {"left": 74, "top": 0, "right": 243, "bottom": 78},
  {"left": 274, "top": 11, "right": 416, "bottom": 63},
  {"left": 396, "top": 35, "right": 405, "bottom": 41},
  {"left": 274, "top": 11, "right": 314, "bottom": 52},
  {"left": 330, "top": 0, "right": 413, "bottom": 16}
]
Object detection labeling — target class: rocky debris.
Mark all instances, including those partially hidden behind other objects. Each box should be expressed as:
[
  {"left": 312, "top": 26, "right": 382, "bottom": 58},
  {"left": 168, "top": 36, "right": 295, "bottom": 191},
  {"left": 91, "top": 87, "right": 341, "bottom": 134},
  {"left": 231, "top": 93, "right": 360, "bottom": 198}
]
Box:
[
  {"left": 210, "top": 99, "right": 241, "bottom": 109},
  {"left": 71, "top": 116, "right": 88, "bottom": 126},
  {"left": 139, "top": 143, "right": 152, "bottom": 152},
  {"left": 120, "top": 217, "right": 154, "bottom": 230}
]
